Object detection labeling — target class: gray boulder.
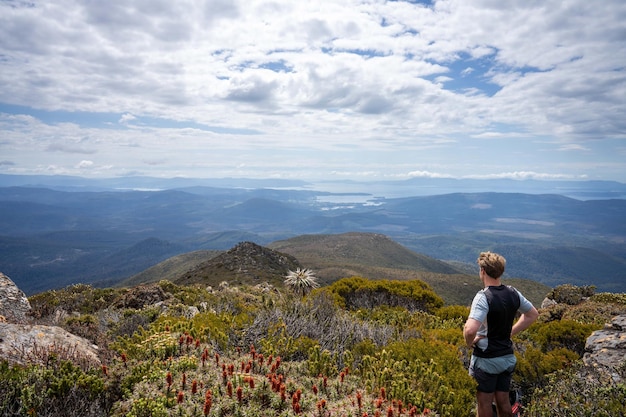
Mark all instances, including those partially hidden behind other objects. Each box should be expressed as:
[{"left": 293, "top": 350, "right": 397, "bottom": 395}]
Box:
[
  {"left": 0, "top": 272, "right": 101, "bottom": 368},
  {"left": 0, "top": 272, "right": 32, "bottom": 324},
  {"left": 0, "top": 323, "right": 101, "bottom": 369},
  {"left": 583, "top": 314, "right": 626, "bottom": 382}
]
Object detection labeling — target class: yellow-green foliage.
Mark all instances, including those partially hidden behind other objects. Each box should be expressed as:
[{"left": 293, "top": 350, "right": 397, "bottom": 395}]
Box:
[
  {"left": 530, "top": 319, "right": 600, "bottom": 355},
  {"left": 114, "top": 328, "right": 179, "bottom": 361},
  {"left": 591, "top": 292, "right": 626, "bottom": 305},
  {"left": 259, "top": 320, "right": 317, "bottom": 359},
  {"left": 29, "top": 284, "right": 121, "bottom": 318},
  {"left": 0, "top": 359, "right": 107, "bottom": 416},
  {"left": 13, "top": 280, "right": 624, "bottom": 417},
  {"left": 435, "top": 304, "right": 469, "bottom": 321},
  {"left": 326, "top": 276, "right": 444, "bottom": 313},
  {"left": 561, "top": 300, "right": 626, "bottom": 326},
  {"left": 354, "top": 306, "right": 465, "bottom": 340},
  {"left": 358, "top": 339, "right": 475, "bottom": 417},
  {"left": 307, "top": 344, "right": 339, "bottom": 377},
  {"left": 515, "top": 346, "right": 579, "bottom": 390},
  {"left": 124, "top": 397, "right": 169, "bottom": 417},
  {"left": 526, "top": 364, "right": 626, "bottom": 417},
  {"left": 157, "top": 280, "right": 214, "bottom": 306}
]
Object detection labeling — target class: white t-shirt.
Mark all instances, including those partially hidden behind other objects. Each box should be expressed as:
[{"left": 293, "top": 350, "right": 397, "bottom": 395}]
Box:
[{"left": 469, "top": 286, "right": 534, "bottom": 352}]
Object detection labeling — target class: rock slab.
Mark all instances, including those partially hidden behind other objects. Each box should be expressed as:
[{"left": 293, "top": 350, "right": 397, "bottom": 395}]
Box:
[{"left": 584, "top": 314, "right": 626, "bottom": 381}]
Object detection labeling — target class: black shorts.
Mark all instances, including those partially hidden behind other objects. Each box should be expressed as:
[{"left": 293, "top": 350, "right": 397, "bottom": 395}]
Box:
[{"left": 471, "top": 365, "right": 515, "bottom": 393}]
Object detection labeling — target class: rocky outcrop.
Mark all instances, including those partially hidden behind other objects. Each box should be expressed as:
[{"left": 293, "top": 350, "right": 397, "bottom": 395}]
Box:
[
  {"left": 115, "top": 284, "right": 170, "bottom": 309},
  {"left": 176, "top": 241, "right": 302, "bottom": 285},
  {"left": 583, "top": 315, "right": 626, "bottom": 382},
  {"left": 0, "top": 272, "right": 101, "bottom": 368},
  {"left": 0, "top": 323, "right": 101, "bottom": 369},
  {"left": 0, "top": 272, "right": 32, "bottom": 324}
]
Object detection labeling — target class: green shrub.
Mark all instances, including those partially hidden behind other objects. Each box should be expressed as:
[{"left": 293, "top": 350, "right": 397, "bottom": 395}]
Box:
[
  {"left": 124, "top": 397, "right": 169, "bottom": 417},
  {"left": 326, "top": 276, "right": 444, "bottom": 313},
  {"left": 515, "top": 346, "right": 579, "bottom": 391},
  {"left": 562, "top": 300, "right": 626, "bottom": 326},
  {"left": 307, "top": 344, "right": 339, "bottom": 377},
  {"left": 259, "top": 320, "right": 317, "bottom": 360},
  {"left": 531, "top": 319, "right": 600, "bottom": 355},
  {"left": 526, "top": 363, "right": 626, "bottom": 417},
  {"left": 358, "top": 339, "right": 475, "bottom": 417},
  {"left": 435, "top": 304, "right": 470, "bottom": 321},
  {"left": 0, "top": 359, "right": 111, "bottom": 417},
  {"left": 29, "top": 284, "right": 121, "bottom": 318},
  {"left": 591, "top": 292, "right": 626, "bottom": 305}
]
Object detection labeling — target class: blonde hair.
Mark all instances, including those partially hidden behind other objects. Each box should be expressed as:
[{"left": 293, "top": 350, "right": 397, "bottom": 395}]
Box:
[{"left": 477, "top": 251, "right": 506, "bottom": 279}]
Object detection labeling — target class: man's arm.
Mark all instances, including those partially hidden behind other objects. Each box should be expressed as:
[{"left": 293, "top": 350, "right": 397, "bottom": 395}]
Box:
[
  {"left": 511, "top": 306, "right": 539, "bottom": 337},
  {"left": 463, "top": 318, "right": 483, "bottom": 348}
]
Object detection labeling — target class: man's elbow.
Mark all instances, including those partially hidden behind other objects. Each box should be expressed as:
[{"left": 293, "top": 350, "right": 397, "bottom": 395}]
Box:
[{"left": 463, "top": 321, "right": 478, "bottom": 346}]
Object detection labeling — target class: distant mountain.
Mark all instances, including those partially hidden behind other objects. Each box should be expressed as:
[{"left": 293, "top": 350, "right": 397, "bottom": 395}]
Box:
[
  {"left": 1, "top": 180, "right": 624, "bottom": 294},
  {"left": 123, "top": 233, "right": 548, "bottom": 306},
  {"left": 265, "top": 232, "right": 549, "bottom": 306},
  {"left": 268, "top": 232, "right": 461, "bottom": 276},
  {"left": 0, "top": 174, "right": 310, "bottom": 191}
]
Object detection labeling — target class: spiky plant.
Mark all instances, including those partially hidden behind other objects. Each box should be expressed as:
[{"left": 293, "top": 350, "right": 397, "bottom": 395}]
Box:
[{"left": 284, "top": 268, "right": 319, "bottom": 297}]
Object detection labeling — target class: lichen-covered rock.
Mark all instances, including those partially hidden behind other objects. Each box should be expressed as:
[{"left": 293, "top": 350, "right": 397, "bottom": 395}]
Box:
[
  {"left": 0, "top": 322, "right": 101, "bottom": 369},
  {"left": 583, "top": 315, "right": 626, "bottom": 382},
  {"left": 540, "top": 297, "right": 557, "bottom": 309},
  {"left": 114, "top": 284, "right": 169, "bottom": 309},
  {"left": 0, "top": 272, "right": 32, "bottom": 324}
]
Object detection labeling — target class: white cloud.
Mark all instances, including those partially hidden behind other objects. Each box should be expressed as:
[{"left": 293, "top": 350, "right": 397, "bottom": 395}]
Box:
[
  {"left": 464, "top": 171, "right": 583, "bottom": 180},
  {"left": 0, "top": 0, "right": 624, "bottom": 182},
  {"left": 558, "top": 144, "right": 590, "bottom": 152},
  {"left": 119, "top": 113, "right": 137, "bottom": 125},
  {"left": 406, "top": 170, "right": 454, "bottom": 179},
  {"left": 76, "top": 160, "right": 94, "bottom": 169}
]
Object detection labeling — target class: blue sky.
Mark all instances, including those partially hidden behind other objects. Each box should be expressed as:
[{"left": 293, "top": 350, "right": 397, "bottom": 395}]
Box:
[{"left": 1, "top": 0, "right": 625, "bottom": 182}]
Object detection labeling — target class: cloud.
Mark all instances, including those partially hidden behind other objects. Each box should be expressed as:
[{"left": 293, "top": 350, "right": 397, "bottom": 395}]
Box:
[
  {"left": 461, "top": 67, "right": 474, "bottom": 76},
  {"left": 464, "top": 171, "right": 584, "bottom": 180},
  {"left": 558, "top": 144, "right": 590, "bottom": 152},
  {"left": 406, "top": 170, "right": 453, "bottom": 179},
  {"left": 0, "top": 0, "right": 624, "bottom": 182},
  {"left": 119, "top": 113, "right": 137, "bottom": 125},
  {"left": 46, "top": 143, "right": 97, "bottom": 155},
  {"left": 76, "top": 160, "right": 94, "bottom": 169}
]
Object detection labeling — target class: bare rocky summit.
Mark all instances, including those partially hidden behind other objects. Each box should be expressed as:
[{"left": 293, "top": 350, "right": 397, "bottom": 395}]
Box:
[{"left": 176, "top": 241, "right": 302, "bottom": 286}]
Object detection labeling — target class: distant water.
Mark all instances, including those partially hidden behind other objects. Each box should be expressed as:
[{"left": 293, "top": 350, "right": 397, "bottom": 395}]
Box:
[{"left": 304, "top": 180, "right": 626, "bottom": 204}]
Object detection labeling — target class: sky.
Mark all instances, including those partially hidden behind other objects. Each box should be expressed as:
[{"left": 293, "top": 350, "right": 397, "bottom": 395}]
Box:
[{"left": 1, "top": 0, "right": 625, "bottom": 183}]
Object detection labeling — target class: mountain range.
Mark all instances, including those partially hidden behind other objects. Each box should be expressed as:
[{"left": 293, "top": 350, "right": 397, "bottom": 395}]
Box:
[{"left": 0, "top": 174, "right": 624, "bottom": 295}]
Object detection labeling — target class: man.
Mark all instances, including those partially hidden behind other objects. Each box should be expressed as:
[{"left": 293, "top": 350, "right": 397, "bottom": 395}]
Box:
[{"left": 463, "top": 251, "right": 539, "bottom": 417}]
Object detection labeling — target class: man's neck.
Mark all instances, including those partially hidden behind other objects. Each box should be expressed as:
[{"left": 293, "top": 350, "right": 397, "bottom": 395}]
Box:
[{"left": 484, "top": 277, "right": 501, "bottom": 288}]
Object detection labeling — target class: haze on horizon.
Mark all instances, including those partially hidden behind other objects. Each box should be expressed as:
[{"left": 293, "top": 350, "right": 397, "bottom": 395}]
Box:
[{"left": 1, "top": 0, "right": 625, "bottom": 183}]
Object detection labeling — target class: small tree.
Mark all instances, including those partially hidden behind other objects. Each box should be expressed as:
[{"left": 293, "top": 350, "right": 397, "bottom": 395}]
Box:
[{"left": 284, "top": 268, "right": 319, "bottom": 297}]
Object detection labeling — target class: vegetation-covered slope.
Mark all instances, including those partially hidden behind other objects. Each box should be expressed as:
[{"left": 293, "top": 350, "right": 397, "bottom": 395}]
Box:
[
  {"left": 268, "top": 233, "right": 462, "bottom": 274},
  {"left": 118, "top": 234, "right": 549, "bottom": 306},
  {"left": 3, "top": 279, "right": 625, "bottom": 417},
  {"left": 174, "top": 242, "right": 302, "bottom": 288}
]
